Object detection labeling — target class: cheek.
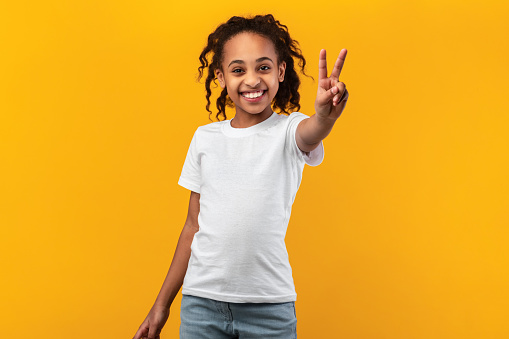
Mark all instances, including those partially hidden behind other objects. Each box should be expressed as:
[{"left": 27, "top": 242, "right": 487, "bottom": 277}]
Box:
[
  {"left": 222, "top": 81, "right": 236, "bottom": 96},
  {"left": 225, "top": 85, "right": 238, "bottom": 97},
  {"left": 270, "top": 79, "right": 280, "bottom": 93},
  {"left": 226, "top": 83, "right": 240, "bottom": 99}
]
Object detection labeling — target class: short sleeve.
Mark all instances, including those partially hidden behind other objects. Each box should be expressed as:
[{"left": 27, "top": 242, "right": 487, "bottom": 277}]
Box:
[
  {"left": 178, "top": 130, "right": 202, "bottom": 193},
  {"left": 286, "top": 112, "right": 325, "bottom": 166}
]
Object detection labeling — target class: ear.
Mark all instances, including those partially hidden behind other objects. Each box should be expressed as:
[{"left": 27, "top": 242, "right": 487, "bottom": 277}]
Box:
[
  {"left": 215, "top": 68, "right": 225, "bottom": 88},
  {"left": 278, "top": 61, "right": 286, "bottom": 82}
]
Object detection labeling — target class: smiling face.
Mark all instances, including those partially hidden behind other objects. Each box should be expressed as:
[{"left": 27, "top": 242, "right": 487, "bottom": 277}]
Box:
[{"left": 215, "top": 32, "right": 286, "bottom": 120}]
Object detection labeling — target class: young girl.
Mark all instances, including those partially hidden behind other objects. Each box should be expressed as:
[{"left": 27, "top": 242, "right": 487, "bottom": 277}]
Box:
[{"left": 133, "top": 14, "right": 349, "bottom": 339}]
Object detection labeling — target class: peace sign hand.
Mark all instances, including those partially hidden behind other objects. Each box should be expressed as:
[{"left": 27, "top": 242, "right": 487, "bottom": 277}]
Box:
[{"left": 315, "top": 49, "right": 349, "bottom": 120}]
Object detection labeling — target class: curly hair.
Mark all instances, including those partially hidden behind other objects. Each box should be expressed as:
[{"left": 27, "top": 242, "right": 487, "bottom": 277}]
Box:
[{"left": 197, "top": 14, "right": 311, "bottom": 121}]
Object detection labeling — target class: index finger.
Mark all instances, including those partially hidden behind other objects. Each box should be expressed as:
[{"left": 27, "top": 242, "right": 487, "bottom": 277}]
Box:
[
  {"left": 318, "top": 49, "right": 328, "bottom": 81},
  {"left": 330, "top": 49, "right": 347, "bottom": 80}
]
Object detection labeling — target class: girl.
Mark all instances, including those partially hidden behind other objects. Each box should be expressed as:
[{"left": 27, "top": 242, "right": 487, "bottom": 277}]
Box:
[{"left": 133, "top": 14, "right": 349, "bottom": 339}]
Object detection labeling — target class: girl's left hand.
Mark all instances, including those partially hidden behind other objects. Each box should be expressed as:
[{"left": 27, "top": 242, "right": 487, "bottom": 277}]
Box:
[{"left": 314, "top": 49, "right": 349, "bottom": 120}]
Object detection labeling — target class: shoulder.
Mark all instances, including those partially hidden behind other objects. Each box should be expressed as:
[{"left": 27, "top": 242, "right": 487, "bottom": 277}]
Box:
[
  {"left": 197, "top": 119, "right": 225, "bottom": 132},
  {"left": 192, "top": 119, "right": 226, "bottom": 138},
  {"left": 288, "top": 111, "right": 311, "bottom": 120},
  {"left": 187, "top": 119, "right": 227, "bottom": 150},
  {"left": 278, "top": 111, "right": 311, "bottom": 122},
  {"left": 278, "top": 112, "right": 311, "bottom": 130}
]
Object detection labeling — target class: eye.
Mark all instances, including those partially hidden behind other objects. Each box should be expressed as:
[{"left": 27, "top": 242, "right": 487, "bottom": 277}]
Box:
[
  {"left": 232, "top": 68, "right": 243, "bottom": 74},
  {"left": 259, "top": 65, "right": 271, "bottom": 71}
]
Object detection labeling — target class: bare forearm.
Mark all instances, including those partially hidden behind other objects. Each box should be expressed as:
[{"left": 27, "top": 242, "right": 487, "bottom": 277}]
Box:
[
  {"left": 297, "top": 114, "right": 338, "bottom": 152},
  {"left": 153, "top": 223, "right": 197, "bottom": 309}
]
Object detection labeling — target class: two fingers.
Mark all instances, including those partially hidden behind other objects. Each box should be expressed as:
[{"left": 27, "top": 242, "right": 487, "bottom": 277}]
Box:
[
  {"left": 318, "top": 48, "right": 346, "bottom": 82},
  {"left": 319, "top": 49, "right": 348, "bottom": 105}
]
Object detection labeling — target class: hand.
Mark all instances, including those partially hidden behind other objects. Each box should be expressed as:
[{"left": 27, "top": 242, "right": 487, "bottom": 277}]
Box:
[
  {"left": 314, "top": 49, "right": 349, "bottom": 120},
  {"left": 133, "top": 304, "right": 170, "bottom": 339}
]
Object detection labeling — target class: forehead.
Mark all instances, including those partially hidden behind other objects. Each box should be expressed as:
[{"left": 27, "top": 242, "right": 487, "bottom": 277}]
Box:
[{"left": 222, "top": 32, "right": 277, "bottom": 65}]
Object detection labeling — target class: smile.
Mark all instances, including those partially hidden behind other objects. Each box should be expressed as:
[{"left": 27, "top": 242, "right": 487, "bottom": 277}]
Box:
[{"left": 241, "top": 90, "right": 265, "bottom": 99}]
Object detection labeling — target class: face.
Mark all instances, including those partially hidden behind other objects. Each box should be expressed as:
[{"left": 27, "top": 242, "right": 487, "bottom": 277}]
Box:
[{"left": 215, "top": 32, "right": 286, "bottom": 118}]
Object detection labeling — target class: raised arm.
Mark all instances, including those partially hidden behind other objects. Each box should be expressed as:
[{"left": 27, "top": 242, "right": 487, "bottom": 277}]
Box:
[
  {"left": 133, "top": 191, "right": 200, "bottom": 339},
  {"left": 296, "top": 49, "right": 349, "bottom": 153}
]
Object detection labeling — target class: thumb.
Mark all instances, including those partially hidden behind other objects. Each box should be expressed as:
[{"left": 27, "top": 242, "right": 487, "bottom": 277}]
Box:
[
  {"left": 133, "top": 325, "right": 148, "bottom": 339},
  {"left": 317, "top": 84, "right": 339, "bottom": 107}
]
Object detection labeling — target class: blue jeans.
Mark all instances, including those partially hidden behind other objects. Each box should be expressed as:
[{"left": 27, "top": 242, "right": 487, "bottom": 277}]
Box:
[{"left": 180, "top": 294, "right": 297, "bottom": 339}]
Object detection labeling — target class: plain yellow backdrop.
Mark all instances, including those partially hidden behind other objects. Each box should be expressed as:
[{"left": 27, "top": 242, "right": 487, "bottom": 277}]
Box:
[{"left": 1, "top": 0, "right": 508, "bottom": 338}]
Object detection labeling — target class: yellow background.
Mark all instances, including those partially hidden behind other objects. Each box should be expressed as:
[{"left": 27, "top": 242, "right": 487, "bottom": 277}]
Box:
[{"left": 1, "top": 0, "right": 508, "bottom": 338}]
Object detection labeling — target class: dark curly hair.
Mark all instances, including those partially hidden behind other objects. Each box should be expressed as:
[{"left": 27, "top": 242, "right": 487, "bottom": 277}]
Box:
[{"left": 197, "top": 14, "right": 311, "bottom": 121}]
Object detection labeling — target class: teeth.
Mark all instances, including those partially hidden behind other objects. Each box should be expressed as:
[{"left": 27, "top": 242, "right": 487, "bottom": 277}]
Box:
[{"left": 242, "top": 90, "right": 264, "bottom": 99}]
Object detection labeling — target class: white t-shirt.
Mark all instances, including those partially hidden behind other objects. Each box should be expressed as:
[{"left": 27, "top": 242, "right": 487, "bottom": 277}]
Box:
[{"left": 178, "top": 111, "right": 324, "bottom": 303}]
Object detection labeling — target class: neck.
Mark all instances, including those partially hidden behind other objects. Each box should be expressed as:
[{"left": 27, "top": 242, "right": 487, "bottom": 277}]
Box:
[{"left": 231, "top": 108, "right": 273, "bottom": 128}]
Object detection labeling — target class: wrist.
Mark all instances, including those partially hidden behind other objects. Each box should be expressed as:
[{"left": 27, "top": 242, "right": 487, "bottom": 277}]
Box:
[
  {"left": 315, "top": 111, "right": 338, "bottom": 125},
  {"left": 154, "top": 292, "right": 176, "bottom": 310},
  {"left": 153, "top": 300, "right": 172, "bottom": 310},
  {"left": 313, "top": 113, "right": 337, "bottom": 136}
]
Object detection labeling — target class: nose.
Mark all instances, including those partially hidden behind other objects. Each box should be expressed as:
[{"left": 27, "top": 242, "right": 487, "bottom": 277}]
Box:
[{"left": 244, "top": 71, "right": 261, "bottom": 88}]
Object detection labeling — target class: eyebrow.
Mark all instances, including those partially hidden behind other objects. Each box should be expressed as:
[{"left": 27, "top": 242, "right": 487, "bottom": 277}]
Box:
[{"left": 228, "top": 57, "right": 274, "bottom": 68}]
